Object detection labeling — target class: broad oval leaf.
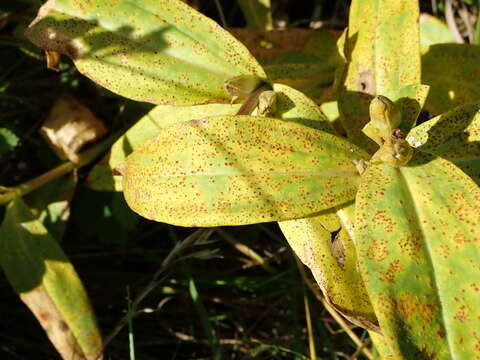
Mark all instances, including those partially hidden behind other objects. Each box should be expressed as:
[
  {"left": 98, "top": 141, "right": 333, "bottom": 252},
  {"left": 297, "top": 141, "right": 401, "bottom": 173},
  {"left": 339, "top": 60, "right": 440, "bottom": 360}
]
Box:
[
  {"left": 407, "top": 101, "right": 480, "bottom": 184},
  {"left": 0, "top": 198, "right": 102, "bottom": 360},
  {"left": 123, "top": 116, "right": 369, "bottom": 226},
  {"left": 422, "top": 44, "right": 480, "bottom": 115},
  {"left": 87, "top": 103, "right": 240, "bottom": 191},
  {"left": 279, "top": 209, "right": 379, "bottom": 331},
  {"left": 355, "top": 155, "right": 480, "bottom": 359},
  {"left": 26, "top": 0, "right": 265, "bottom": 105},
  {"left": 88, "top": 83, "right": 333, "bottom": 192},
  {"left": 338, "top": 0, "right": 421, "bottom": 151}
]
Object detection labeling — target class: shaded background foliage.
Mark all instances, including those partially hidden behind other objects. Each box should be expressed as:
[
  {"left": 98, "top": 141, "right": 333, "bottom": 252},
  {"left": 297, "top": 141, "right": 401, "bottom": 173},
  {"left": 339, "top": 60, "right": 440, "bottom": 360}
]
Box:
[{"left": 0, "top": 0, "right": 476, "bottom": 359}]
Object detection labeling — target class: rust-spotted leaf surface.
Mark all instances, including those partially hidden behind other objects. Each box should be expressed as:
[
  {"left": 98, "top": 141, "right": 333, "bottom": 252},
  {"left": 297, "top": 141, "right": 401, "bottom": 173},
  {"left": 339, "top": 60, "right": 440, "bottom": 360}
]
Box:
[
  {"left": 407, "top": 102, "right": 480, "bottom": 185},
  {"left": 338, "top": 0, "right": 420, "bottom": 152},
  {"left": 0, "top": 198, "right": 102, "bottom": 360},
  {"left": 279, "top": 211, "right": 379, "bottom": 331},
  {"left": 26, "top": 0, "right": 265, "bottom": 105},
  {"left": 422, "top": 44, "right": 480, "bottom": 115},
  {"left": 355, "top": 155, "right": 480, "bottom": 359},
  {"left": 123, "top": 116, "right": 369, "bottom": 226},
  {"left": 272, "top": 83, "right": 334, "bottom": 134},
  {"left": 87, "top": 103, "right": 240, "bottom": 191}
]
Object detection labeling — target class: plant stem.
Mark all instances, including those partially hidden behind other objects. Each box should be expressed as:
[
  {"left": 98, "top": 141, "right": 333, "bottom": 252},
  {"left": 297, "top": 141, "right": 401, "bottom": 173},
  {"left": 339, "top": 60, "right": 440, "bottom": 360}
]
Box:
[
  {"left": 0, "top": 132, "right": 120, "bottom": 205},
  {"left": 213, "top": 0, "right": 227, "bottom": 27},
  {"left": 235, "top": 84, "right": 270, "bottom": 115}
]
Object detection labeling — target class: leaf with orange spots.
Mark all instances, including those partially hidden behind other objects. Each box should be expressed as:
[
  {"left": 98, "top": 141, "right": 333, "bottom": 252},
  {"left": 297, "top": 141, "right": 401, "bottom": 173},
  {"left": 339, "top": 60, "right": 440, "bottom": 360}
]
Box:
[
  {"left": 87, "top": 83, "right": 332, "bottom": 192},
  {"left": 407, "top": 101, "right": 480, "bottom": 185},
  {"left": 122, "top": 116, "right": 369, "bottom": 226},
  {"left": 26, "top": 0, "right": 266, "bottom": 106},
  {"left": 87, "top": 103, "right": 240, "bottom": 192},
  {"left": 422, "top": 44, "right": 480, "bottom": 115},
  {"left": 272, "top": 83, "right": 334, "bottom": 134},
  {"left": 338, "top": 0, "right": 421, "bottom": 152},
  {"left": 279, "top": 208, "right": 379, "bottom": 331},
  {"left": 355, "top": 154, "right": 480, "bottom": 359},
  {"left": 0, "top": 198, "right": 103, "bottom": 360}
]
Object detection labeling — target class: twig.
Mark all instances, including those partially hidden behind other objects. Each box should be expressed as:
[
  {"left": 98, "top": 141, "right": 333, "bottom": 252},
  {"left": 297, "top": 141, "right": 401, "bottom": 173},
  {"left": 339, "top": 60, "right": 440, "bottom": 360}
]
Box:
[
  {"left": 235, "top": 84, "right": 270, "bottom": 116},
  {"left": 445, "top": 0, "right": 465, "bottom": 43},
  {"left": 293, "top": 255, "right": 374, "bottom": 360},
  {"left": 213, "top": 0, "right": 227, "bottom": 27},
  {"left": 347, "top": 338, "right": 372, "bottom": 360},
  {"left": 431, "top": 0, "right": 438, "bottom": 15},
  {"left": 458, "top": 1, "right": 475, "bottom": 43},
  {"left": 216, "top": 228, "right": 275, "bottom": 273}
]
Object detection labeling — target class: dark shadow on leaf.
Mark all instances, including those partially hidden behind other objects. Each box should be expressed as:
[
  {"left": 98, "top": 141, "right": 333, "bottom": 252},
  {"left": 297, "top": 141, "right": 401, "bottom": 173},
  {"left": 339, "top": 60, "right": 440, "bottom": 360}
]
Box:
[
  {"left": 407, "top": 101, "right": 480, "bottom": 184},
  {"left": 422, "top": 44, "right": 480, "bottom": 114}
]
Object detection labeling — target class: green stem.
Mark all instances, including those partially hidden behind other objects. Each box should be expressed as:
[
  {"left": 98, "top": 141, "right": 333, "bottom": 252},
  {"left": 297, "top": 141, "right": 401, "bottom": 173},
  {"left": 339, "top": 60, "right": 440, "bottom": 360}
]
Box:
[{"left": 0, "top": 132, "right": 121, "bottom": 205}]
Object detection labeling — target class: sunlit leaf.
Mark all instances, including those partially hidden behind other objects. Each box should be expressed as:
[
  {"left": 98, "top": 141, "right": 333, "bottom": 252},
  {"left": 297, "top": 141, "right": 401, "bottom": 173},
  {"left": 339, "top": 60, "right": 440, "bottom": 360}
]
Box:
[
  {"left": 87, "top": 103, "right": 240, "bottom": 191},
  {"left": 338, "top": 0, "right": 421, "bottom": 152},
  {"left": 89, "top": 83, "right": 332, "bottom": 192},
  {"left": 26, "top": 0, "right": 266, "bottom": 105},
  {"left": 272, "top": 83, "right": 333, "bottom": 133},
  {"left": 407, "top": 101, "right": 480, "bottom": 184},
  {"left": 26, "top": 173, "right": 77, "bottom": 241},
  {"left": 0, "top": 198, "right": 102, "bottom": 360},
  {"left": 355, "top": 155, "right": 480, "bottom": 359},
  {"left": 419, "top": 13, "right": 454, "bottom": 54},
  {"left": 123, "top": 116, "right": 369, "bottom": 226},
  {"left": 279, "top": 208, "right": 379, "bottom": 331}
]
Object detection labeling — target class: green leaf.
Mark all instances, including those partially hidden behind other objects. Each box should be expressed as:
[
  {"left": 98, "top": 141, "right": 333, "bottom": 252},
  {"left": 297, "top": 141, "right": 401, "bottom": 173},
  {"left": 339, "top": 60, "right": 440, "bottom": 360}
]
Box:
[
  {"left": 392, "top": 83, "right": 430, "bottom": 133},
  {"left": 279, "top": 208, "right": 379, "bottom": 331},
  {"left": 419, "top": 14, "right": 455, "bottom": 54},
  {"left": 89, "top": 83, "right": 332, "bottom": 192},
  {"left": 355, "top": 155, "right": 480, "bottom": 359},
  {"left": 272, "top": 83, "right": 334, "bottom": 134},
  {"left": 87, "top": 103, "right": 240, "bottom": 191},
  {"left": 422, "top": 44, "right": 480, "bottom": 115},
  {"left": 0, "top": 197, "right": 102, "bottom": 359},
  {"left": 25, "top": 173, "right": 77, "bottom": 241},
  {"left": 237, "top": 0, "right": 272, "bottom": 31},
  {"left": 0, "top": 127, "right": 19, "bottom": 154},
  {"left": 407, "top": 102, "right": 480, "bottom": 185},
  {"left": 338, "top": 0, "right": 421, "bottom": 152},
  {"left": 123, "top": 116, "right": 369, "bottom": 226},
  {"left": 26, "top": 0, "right": 266, "bottom": 106}
]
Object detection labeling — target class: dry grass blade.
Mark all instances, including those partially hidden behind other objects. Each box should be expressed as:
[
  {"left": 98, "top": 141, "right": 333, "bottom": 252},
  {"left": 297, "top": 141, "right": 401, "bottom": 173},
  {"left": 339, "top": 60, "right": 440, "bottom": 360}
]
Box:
[
  {"left": 445, "top": 0, "right": 465, "bottom": 42},
  {"left": 303, "top": 293, "right": 316, "bottom": 360},
  {"left": 97, "top": 228, "right": 215, "bottom": 359},
  {"left": 293, "top": 255, "right": 373, "bottom": 360},
  {"left": 216, "top": 228, "right": 275, "bottom": 273}
]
